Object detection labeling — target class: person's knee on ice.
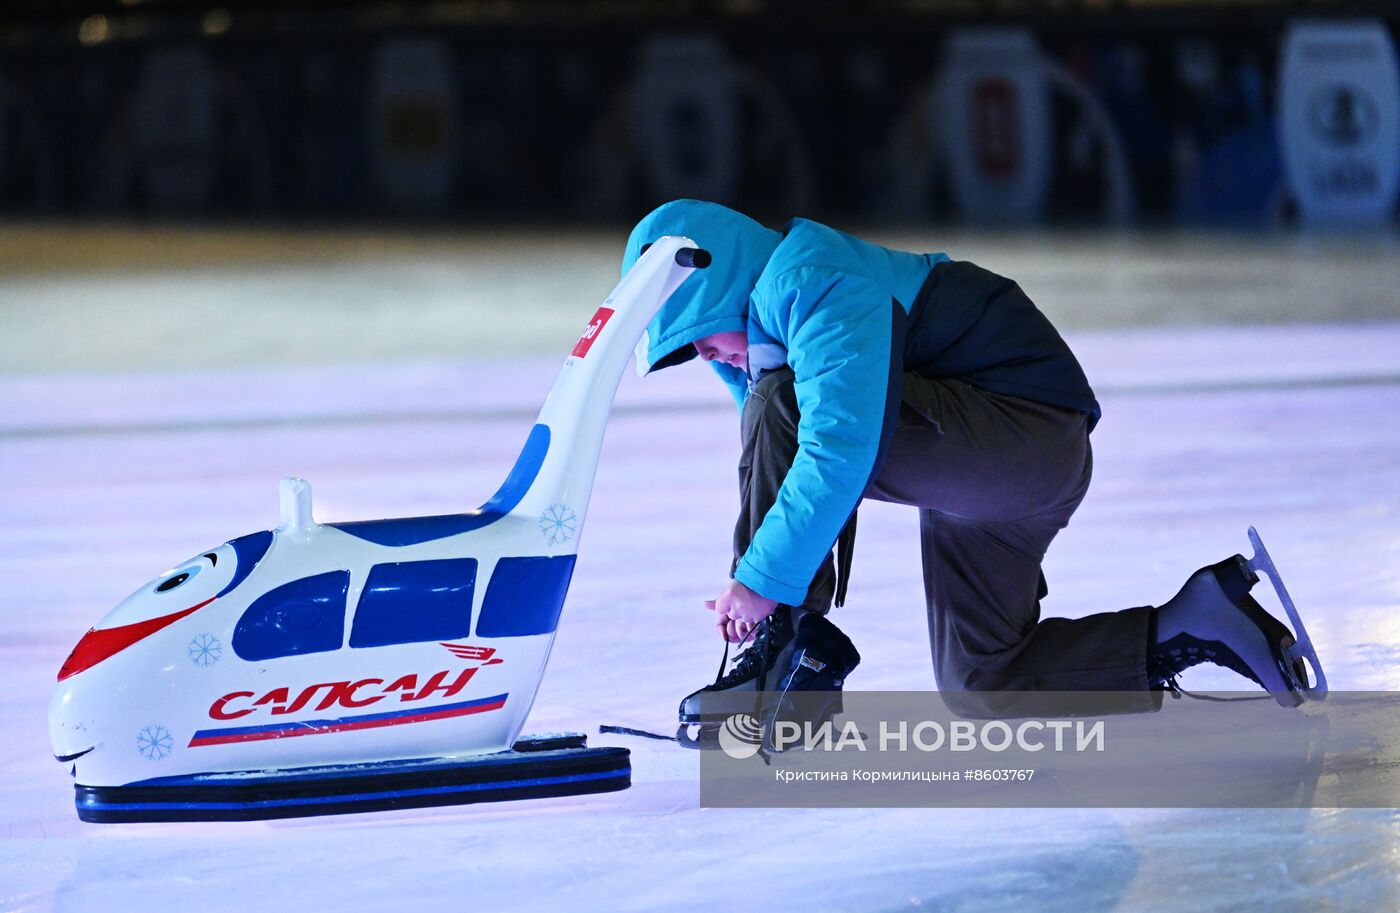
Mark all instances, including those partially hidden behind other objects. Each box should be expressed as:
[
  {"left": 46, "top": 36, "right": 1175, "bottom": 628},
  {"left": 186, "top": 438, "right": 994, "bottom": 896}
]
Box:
[
  {"left": 927, "top": 599, "right": 1047, "bottom": 720},
  {"left": 938, "top": 635, "right": 1035, "bottom": 694}
]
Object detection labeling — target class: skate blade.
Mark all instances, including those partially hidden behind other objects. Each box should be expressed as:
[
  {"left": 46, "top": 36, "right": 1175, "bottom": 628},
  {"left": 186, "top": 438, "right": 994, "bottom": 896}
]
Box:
[
  {"left": 1245, "top": 526, "right": 1328, "bottom": 701},
  {"left": 675, "top": 723, "right": 723, "bottom": 750}
]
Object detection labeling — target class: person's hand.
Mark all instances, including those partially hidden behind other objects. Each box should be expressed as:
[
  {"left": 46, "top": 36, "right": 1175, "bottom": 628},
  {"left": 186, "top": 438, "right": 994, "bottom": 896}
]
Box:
[{"left": 706, "top": 579, "right": 779, "bottom": 643}]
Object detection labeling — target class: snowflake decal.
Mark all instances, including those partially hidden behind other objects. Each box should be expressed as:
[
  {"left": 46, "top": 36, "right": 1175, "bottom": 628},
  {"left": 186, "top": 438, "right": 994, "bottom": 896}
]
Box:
[
  {"left": 539, "top": 503, "right": 578, "bottom": 545},
  {"left": 187, "top": 633, "right": 223, "bottom": 667},
  {"left": 137, "top": 724, "right": 174, "bottom": 761}
]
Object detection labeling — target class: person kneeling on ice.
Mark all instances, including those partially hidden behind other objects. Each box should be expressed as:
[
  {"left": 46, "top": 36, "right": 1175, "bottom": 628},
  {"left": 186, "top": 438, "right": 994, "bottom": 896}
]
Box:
[{"left": 622, "top": 200, "right": 1321, "bottom": 741}]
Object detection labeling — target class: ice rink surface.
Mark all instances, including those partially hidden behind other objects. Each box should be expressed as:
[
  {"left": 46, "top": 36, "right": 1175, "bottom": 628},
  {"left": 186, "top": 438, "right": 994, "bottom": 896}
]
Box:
[{"left": 2, "top": 228, "right": 1399, "bottom": 912}]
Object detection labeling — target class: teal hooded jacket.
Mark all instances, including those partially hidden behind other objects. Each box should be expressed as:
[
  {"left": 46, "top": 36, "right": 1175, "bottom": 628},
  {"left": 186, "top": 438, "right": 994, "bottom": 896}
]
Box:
[{"left": 623, "top": 200, "right": 1097, "bottom": 606}]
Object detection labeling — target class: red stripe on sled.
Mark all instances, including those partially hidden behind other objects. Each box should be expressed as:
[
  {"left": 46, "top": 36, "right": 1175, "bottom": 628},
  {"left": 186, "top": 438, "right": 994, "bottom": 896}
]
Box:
[{"left": 58, "top": 599, "right": 215, "bottom": 682}]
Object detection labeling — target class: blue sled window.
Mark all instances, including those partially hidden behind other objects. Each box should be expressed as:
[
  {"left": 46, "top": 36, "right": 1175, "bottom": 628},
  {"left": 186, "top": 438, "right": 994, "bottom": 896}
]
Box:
[
  {"left": 232, "top": 571, "right": 349, "bottom": 662},
  {"left": 350, "top": 558, "right": 478, "bottom": 649},
  {"left": 475, "top": 555, "right": 577, "bottom": 638}
]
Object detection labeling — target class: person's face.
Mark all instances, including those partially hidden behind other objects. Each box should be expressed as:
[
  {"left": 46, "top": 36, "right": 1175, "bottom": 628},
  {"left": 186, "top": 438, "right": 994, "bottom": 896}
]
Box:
[{"left": 693, "top": 330, "right": 749, "bottom": 373}]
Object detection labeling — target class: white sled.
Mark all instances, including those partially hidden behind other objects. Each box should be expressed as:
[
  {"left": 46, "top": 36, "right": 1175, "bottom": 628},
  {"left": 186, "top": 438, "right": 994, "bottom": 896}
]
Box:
[{"left": 48, "top": 237, "right": 711, "bottom": 822}]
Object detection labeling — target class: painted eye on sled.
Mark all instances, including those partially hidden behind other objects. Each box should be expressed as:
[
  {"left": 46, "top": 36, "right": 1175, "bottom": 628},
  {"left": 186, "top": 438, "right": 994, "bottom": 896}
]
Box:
[
  {"left": 114, "top": 540, "right": 246, "bottom": 624},
  {"left": 57, "top": 531, "right": 272, "bottom": 682},
  {"left": 154, "top": 566, "right": 200, "bottom": 593}
]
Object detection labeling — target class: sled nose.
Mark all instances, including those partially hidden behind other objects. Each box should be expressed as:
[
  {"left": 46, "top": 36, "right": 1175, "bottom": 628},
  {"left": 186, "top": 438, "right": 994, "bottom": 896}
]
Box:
[{"left": 50, "top": 686, "right": 101, "bottom": 766}]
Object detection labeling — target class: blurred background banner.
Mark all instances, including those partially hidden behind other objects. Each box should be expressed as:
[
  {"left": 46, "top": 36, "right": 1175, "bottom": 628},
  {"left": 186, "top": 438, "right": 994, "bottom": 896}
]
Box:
[
  {"left": 2, "top": 0, "right": 1394, "bottom": 227},
  {"left": 1277, "top": 19, "right": 1400, "bottom": 227},
  {"left": 938, "top": 28, "right": 1054, "bottom": 225},
  {"left": 630, "top": 35, "right": 744, "bottom": 207},
  {"left": 371, "top": 36, "right": 460, "bottom": 215},
  {"left": 133, "top": 47, "right": 217, "bottom": 211}
]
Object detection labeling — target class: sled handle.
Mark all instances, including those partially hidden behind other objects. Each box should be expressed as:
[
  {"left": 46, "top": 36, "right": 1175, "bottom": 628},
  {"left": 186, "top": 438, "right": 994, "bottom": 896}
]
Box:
[
  {"left": 640, "top": 242, "right": 712, "bottom": 269},
  {"left": 675, "top": 247, "right": 711, "bottom": 268}
]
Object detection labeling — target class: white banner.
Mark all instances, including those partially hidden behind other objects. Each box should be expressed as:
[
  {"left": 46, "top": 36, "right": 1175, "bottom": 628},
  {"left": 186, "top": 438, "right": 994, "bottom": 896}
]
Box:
[
  {"left": 1278, "top": 19, "right": 1400, "bottom": 227},
  {"left": 371, "top": 38, "right": 459, "bottom": 212},
  {"left": 938, "top": 29, "right": 1051, "bottom": 223}
]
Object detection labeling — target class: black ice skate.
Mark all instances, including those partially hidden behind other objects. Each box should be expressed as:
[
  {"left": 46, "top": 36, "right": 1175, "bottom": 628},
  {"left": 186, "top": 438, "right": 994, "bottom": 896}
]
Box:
[
  {"left": 762, "top": 614, "right": 861, "bottom": 752},
  {"left": 675, "top": 609, "right": 797, "bottom": 749},
  {"left": 1150, "top": 527, "right": 1327, "bottom": 708}
]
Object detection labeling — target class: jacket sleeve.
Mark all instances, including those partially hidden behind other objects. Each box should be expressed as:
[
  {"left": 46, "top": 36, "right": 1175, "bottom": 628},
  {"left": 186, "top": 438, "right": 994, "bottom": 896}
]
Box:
[{"left": 733, "top": 268, "right": 903, "bottom": 605}]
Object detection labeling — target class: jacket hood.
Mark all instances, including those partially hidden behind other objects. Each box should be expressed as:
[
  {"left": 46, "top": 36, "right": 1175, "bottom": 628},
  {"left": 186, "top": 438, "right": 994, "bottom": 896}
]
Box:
[{"left": 622, "top": 200, "right": 782, "bottom": 375}]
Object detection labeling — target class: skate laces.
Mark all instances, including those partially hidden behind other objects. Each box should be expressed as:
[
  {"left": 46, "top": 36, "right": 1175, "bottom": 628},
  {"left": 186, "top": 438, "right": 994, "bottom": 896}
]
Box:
[
  {"left": 1157, "top": 674, "right": 1273, "bottom": 703},
  {"left": 708, "top": 612, "right": 789, "bottom": 690},
  {"left": 1153, "top": 634, "right": 1263, "bottom": 688},
  {"left": 1152, "top": 642, "right": 1273, "bottom": 703}
]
